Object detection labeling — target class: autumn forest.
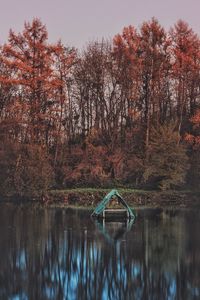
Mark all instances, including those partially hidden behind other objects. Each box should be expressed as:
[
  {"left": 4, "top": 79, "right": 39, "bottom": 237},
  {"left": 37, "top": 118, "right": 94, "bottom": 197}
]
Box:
[{"left": 0, "top": 18, "right": 200, "bottom": 198}]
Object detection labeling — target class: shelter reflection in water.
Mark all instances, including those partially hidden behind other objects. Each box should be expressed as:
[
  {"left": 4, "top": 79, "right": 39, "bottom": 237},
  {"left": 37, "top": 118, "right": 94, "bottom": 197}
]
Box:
[{"left": 94, "top": 217, "right": 135, "bottom": 245}]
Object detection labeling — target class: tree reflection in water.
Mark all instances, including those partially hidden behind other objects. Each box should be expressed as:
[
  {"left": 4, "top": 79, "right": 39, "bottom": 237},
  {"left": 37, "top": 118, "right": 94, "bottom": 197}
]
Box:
[{"left": 0, "top": 205, "right": 199, "bottom": 300}]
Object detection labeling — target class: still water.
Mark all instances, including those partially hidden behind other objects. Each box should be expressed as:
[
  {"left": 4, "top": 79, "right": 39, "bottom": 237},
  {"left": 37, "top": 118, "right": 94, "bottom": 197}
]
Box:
[{"left": 0, "top": 204, "right": 199, "bottom": 300}]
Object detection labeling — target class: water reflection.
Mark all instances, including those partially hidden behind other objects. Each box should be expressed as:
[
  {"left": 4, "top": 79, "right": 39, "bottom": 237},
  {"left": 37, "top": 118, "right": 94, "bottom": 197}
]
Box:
[
  {"left": 0, "top": 205, "right": 199, "bottom": 300},
  {"left": 93, "top": 218, "right": 134, "bottom": 245}
]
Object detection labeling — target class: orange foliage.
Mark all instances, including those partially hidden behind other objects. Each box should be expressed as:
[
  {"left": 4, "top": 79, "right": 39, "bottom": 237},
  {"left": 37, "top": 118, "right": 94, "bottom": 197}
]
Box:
[
  {"left": 186, "top": 110, "right": 200, "bottom": 147},
  {"left": 1, "top": 17, "right": 200, "bottom": 190},
  {"left": 0, "top": 18, "right": 76, "bottom": 147}
]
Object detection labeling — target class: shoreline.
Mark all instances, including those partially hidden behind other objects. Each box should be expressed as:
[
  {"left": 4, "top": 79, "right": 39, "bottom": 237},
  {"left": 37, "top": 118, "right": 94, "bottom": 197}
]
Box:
[
  {"left": 47, "top": 189, "right": 200, "bottom": 209},
  {"left": 1, "top": 188, "right": 199, "bottom": 209}
]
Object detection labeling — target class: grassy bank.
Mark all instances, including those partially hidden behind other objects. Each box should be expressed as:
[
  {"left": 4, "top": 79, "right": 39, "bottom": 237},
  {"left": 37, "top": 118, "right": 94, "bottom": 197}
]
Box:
[{"left": 45, "top": 188, "right": 200, "bottom": 209}]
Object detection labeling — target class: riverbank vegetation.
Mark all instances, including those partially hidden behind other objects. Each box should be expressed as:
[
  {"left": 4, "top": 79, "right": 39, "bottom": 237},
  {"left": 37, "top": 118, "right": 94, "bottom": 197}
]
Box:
[
  {"left": 46, "top": 189, "right": 200, "bottom": 209},
  {"left": 0, "top": 18, "right": 200, "bottom": 200}
]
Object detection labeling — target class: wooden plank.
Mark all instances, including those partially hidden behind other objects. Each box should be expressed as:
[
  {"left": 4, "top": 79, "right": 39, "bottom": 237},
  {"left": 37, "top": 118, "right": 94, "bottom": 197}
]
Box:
[
  {"left": 103, "top": 209, "right": 128, "bottom": 219},
  {"left": 105, "top": 209, "right": 127, "bottom": 212}
]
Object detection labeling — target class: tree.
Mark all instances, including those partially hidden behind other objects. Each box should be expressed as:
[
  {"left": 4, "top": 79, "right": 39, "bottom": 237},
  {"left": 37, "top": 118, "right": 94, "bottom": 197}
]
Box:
[
  {"left": 143, "top": 122, "right": 189, "bottom": 190},
  {"left": 113, "top": 25, "right": 142, "bottom": 135},
  {"left": 0, "top": 18, "right": 69, "bottom": 146},
  {"left": 50, "top": 42, "right": 77, "bottom": 165},
  {"left": 185, "top": 109, "right": 200, "bottom": 145},
  {"left": 0, "top": 19, "right": 77, "bottom": 196},
  {"left": 185, "top": 109, "right": 200, "bottom": 189},
  {"left": 113, "top": 19, "right": 171, "bottom": 154},
  {"left": 139, "top": 18, "right": 171, "bottom": 152},
  {"left": 0, "top": 142, "right": 53, "bottom": 198},
  {"left": 170, "top": 20, "right": 200, "bottom": 132}
]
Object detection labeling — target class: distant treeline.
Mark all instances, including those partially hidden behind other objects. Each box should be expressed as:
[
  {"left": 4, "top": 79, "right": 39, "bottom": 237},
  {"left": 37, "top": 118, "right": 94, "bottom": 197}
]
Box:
[{"left": 0, "top": 18, "right": 200, "bottom": 198}]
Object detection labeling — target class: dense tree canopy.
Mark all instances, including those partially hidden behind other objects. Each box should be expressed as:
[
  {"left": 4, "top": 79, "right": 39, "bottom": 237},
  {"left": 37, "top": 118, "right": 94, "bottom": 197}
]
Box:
[{"left": 0, "top": 18, "right": 200, "bottom": 197}]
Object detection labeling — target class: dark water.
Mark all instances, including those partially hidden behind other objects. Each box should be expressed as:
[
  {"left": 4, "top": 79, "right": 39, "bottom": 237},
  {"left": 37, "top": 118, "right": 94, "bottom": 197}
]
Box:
[{"left": 0, "top": 204, "right": 199, "bottom": 300}]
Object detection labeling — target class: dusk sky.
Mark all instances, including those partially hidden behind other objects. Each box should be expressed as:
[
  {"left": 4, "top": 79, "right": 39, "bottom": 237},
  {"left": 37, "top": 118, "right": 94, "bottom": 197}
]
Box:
[{"left": 0, "top": 0, "right": 200, "bottom": 49}]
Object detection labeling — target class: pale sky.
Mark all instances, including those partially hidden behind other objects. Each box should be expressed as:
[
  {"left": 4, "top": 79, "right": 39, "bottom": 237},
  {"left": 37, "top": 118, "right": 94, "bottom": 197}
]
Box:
[{"left": 0, "top": 0, "right": 200, "bottom": 49}]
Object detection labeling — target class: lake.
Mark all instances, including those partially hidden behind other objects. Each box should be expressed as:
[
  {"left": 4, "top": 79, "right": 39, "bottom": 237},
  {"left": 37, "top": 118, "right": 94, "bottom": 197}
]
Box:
[{"left": 0, "top": 204, "right": 199, "bottom": 300}]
